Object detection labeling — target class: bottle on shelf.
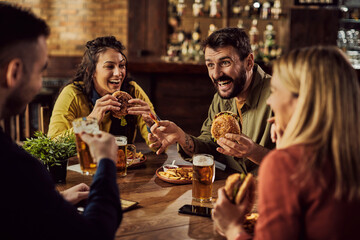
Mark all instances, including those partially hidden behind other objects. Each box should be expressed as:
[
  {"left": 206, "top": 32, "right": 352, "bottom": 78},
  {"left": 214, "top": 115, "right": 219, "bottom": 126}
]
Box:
[
  {"left": 177, "top": 30, "right": 186, "bottom": 45},
  {"left": 271, "top": 0, "right": 281, "bottom": 20},
  {"left": 193, "top": 0, "right": 204, "bottom": 17},
  {"left": 181, "top": 37, "right": 190, "bottom": 60},
  {"left": 237, "top": 19, "right": 244, "bottom": 29},
  {"left": 350, "top": 8, "right": 359, "bottom": 20},
  {"left": 208, "top": 23, "right": 217, "bottom": 36},
  {"left": 249, "top": 19, "right": 259, "bottom": 52},
  {"left": 261, "top": 1, "right": 271, "bottom": 19},
  {"left": 177, "top": 0, "right": 186, "bottom": 16},
  {"left": 192, "top": 21, "right": 202, "bottom": 44},
  {"left": 209, "top": 0, "right": 222, "bottom": 18},
  {"left": 244, "top": 0, "right": 253, "bottom": 18},
  {"left": 168, "top": 16, "right": 181, "bottom": 45},
  {"left": 252, "top": 0, "right": 261, "bottom": 18},
  {"left": 232, "top": 0, "right": 242, "bottom": 18},
  {"left": 192, "top": 22, "right": 203, "bottom": 61},
  {"left": 168, "top": 0, "right": 177, "bottom": 15},
  {"left": 263, "top": 23, "right": 276, "bottom": 57}
]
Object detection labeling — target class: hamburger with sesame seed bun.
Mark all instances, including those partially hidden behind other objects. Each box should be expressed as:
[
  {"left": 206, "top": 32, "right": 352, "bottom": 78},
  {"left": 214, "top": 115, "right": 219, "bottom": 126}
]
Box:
[{"left": 211, "top": 111, "right": 241, "bottom": 141}]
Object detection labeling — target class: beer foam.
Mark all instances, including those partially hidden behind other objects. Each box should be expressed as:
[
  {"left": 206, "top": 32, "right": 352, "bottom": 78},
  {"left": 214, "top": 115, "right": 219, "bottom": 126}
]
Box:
[
  {"left": 115, "top": 136, "right": 127, "bottom": 146},
  {"left": 73, "top": 119, "right": 99, "bottom": 134},
  {"left": 193, "top": 154, "right": 214, "bottom": 166},
  {"left": 115, "top": 140, "right": 127, "bottom": 146},
  {"left": 115, "top": 142, "right": 126, "bottom": 147}
]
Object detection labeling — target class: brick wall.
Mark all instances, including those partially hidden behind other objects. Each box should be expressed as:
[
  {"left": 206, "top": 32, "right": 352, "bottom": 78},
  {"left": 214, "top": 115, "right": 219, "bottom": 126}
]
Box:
[{"left": 7, "top": 0, "right": 128, "bottom": 56}]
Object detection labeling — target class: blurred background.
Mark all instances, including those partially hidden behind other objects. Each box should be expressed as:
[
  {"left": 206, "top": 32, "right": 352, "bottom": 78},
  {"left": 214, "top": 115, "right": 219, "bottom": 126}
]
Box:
[{"left": 3, "top": 0, "right": 359, "bottom": 142}]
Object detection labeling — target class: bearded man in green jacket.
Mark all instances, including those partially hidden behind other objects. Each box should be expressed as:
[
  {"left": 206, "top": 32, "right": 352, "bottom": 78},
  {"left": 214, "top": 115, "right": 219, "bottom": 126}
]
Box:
[{"left": 150, "top": 28, "right": 275, "bottom": 174}]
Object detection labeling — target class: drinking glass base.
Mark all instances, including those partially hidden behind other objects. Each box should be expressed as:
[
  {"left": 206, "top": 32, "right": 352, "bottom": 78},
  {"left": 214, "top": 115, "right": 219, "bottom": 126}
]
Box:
[{"left": 192, "top": 197, "right": 212, "bottom": 203}]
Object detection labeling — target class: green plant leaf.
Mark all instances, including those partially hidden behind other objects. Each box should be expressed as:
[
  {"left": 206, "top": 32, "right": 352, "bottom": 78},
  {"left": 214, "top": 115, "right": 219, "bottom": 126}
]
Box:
[{"left": 22, "top": 130, "right": 77, "bottom": 164}]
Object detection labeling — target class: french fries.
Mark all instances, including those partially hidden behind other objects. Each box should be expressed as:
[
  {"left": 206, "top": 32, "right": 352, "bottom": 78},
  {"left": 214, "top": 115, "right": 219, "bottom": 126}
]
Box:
[
  {"left": 127, "top": 151, "right": 144, "bottom": 166},
  {"left": 158, "top": 167, "right": 193, "bottom": 181},
  {"left": 127, "top": 151, "right": 143, "bottom": 159},
  {"left": 243, "top": 213, "right": 259, "bottom": 234}
]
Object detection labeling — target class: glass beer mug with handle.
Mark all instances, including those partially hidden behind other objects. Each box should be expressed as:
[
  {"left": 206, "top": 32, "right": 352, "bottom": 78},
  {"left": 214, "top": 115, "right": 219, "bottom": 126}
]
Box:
[
  {"left": 72, "top": 117, "right": 100, "bottom": 175},
  {"left": 192, "top": 154, "right": 215, "bottom": 203}
]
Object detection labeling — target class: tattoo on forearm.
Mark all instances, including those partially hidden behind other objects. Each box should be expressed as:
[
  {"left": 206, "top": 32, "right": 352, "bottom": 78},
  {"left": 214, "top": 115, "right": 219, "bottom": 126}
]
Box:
[{"left": 184, "top": 134, "right": 194, "bottom": 154}]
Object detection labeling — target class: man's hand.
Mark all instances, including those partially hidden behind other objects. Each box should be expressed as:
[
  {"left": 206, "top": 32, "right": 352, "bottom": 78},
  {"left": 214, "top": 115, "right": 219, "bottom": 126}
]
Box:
[
  {"left": 148, "top": 132, "right": 162, "bottom": 149},
  {"left": 80, "top": 131, "right": 117, "bottom": 164},
  {"left": 60, "top": 183, "right": 90, "bottom": 205},
  {"left": 88, "top": 94, "right": 121, "bottom": 124},
  {"left": 212, "top": 186, "right": 254, "bottom": 239},
  {"left": 149, "top": 120, "right": 184, "bottom": 155},
  {"left": 216, "top": 133, "right": 256, "bottom": 158},
  {"left": 216, "top": 133, "right": 269, "bottom": 165}
]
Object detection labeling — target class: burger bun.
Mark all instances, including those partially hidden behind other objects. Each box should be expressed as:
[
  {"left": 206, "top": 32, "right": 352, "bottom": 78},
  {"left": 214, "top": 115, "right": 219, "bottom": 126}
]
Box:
[
  {"left": 111, "top": 91, "right": 132, "bottom": 118},
  {"left": 211, "top": 111, "right": 241, "bottom": 141},
  {"left": 224, "top": 173, "right": 254, "bottom": 205}
]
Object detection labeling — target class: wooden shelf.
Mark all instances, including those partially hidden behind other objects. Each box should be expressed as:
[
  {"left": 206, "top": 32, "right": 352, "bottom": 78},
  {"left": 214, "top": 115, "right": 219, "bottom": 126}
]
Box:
[{"left": 127, "top": 58, "right": 207, "bottom": 74}]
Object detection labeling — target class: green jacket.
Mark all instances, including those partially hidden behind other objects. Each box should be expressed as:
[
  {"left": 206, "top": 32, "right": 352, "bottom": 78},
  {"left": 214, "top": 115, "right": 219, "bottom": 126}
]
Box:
[
  {"left": 48, "top": 81, "right": 156, "bottom": 147},
  {"left": 178, "top": 64, "right": 275, "bottom": 173}
]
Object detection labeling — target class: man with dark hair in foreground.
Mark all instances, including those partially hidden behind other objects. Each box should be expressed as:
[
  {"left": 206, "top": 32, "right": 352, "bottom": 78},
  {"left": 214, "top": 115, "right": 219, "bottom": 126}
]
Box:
[{"left": 0, "top": 3, "right": 121, "bottom": 239}]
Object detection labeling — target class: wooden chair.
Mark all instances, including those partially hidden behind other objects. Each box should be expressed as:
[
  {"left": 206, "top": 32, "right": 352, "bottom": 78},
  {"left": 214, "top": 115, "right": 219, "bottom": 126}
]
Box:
[
  {"left": 2, "top": 104, "right": 51, "bottom": 143},
  {"left": 0, "top": 105, "right": 30, "bottom": 143},
  {"left": 38, "top": 105, "right": 50, "bottom": 134}
]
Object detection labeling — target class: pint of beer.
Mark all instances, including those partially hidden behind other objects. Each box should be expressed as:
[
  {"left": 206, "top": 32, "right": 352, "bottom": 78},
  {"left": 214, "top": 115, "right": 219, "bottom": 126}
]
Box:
[
  {"left": 192, "top": 154, "right": 215, "bottom": 203},
  {"left": 72, "top": 117, "right": 99, "bottom": 175},
  {"left": 115, "top": 136, "right": 127, "bottom": 177}
]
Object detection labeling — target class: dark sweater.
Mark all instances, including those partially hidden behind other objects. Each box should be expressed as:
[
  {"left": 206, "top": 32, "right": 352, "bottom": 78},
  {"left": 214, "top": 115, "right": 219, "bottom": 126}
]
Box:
[{"left": 0, "top": 128, "right": 122, "bottom": 240}]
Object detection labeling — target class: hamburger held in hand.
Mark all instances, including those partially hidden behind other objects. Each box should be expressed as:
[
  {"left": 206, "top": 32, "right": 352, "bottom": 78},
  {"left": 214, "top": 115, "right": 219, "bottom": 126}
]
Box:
[
  {"left": 211, "top": 111, "right": 241, "bottom": 141},
  {"left": 111, "top": 90, "right": 132, "bottom": 118},
  {"left": 224, "top": 173, "right": 258, "bottom": 234},
  {"left": 224, "top": 173, "right": 254, "bottom": 205}
]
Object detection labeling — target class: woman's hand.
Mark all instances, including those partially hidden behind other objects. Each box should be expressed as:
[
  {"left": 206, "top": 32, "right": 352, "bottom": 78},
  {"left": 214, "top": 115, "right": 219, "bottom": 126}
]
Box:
[
  {"left": 267, "top": 117, "right": 283, "bottom": 147},
  {"left": 60, "top": 183, "right": 90, "bottom": 205},
  {"left": 88, "top": 94, "right": 121, "bottom": 124},
  {"left": 212, "top": 186, "right": 254, "bottom": 239},
  {"left": 127, "top": 99, "right": 156, "bottom": 126}
]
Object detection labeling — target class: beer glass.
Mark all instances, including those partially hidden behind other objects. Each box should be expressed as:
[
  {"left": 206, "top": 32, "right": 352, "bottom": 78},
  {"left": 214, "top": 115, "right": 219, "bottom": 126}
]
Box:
[
  {"left": 72, "top": 117, "right": 99, "bottom": 175},
  {"left": 115, "top": 136, "right": 128, "bottom": 176},
  {"left": 192, "top": 154, "right": 215, "bottom": 203}
]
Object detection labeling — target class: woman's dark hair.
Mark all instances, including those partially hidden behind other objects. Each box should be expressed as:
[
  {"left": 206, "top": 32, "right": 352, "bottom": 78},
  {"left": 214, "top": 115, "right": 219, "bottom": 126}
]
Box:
[
  {"left": 71, "top": 36, "right": 128, "bottom": 102},
  {"left": 201, "top": 27, "right": 252, "bottom": 61}
]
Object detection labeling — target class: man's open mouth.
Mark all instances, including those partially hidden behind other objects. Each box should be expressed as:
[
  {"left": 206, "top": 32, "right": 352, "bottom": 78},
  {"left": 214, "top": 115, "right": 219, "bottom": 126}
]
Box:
[{"left": 217, "top": 80, "right": 232, "bottom": 86}]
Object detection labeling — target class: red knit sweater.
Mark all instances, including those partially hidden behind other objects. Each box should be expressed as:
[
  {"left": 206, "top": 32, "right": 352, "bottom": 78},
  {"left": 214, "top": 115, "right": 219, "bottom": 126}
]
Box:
[{"left": 240, "top": 144, "right": 360, "bottom": 240}]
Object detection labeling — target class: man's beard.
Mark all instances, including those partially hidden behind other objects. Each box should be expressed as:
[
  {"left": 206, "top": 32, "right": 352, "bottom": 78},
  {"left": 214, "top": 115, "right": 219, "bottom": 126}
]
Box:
[
  {"left": 2, "top": 80, "right": 32, "bottom": 119},
  {"left": 213, "top": 68, "right": 247, "bottom": 99},
  {"left": 3, "top": 92, "right": 28, "bottom": 119}
]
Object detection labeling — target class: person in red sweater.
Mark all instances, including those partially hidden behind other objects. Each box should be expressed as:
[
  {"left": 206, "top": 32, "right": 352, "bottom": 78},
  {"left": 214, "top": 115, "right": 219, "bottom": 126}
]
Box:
[{"left": 212, "top": 46, "right": 360, "bottom": 240}]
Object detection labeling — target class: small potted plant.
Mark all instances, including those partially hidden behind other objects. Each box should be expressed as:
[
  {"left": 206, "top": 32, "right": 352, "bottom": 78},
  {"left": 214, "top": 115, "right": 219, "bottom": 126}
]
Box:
[{"left": 23, "top": 130, "right": 77, "bottom": 183}]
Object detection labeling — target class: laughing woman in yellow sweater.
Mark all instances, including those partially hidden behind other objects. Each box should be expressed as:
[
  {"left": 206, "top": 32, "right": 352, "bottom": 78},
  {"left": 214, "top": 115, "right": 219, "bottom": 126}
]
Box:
[{"left": 48, "top": 36, "right": 159, "bottom": 148}]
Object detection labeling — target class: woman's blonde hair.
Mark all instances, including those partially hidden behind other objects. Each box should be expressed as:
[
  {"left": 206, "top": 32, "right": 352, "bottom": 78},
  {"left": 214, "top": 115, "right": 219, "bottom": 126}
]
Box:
[{"left": 273, "top": 46, "right": 360, "bottom": 200}]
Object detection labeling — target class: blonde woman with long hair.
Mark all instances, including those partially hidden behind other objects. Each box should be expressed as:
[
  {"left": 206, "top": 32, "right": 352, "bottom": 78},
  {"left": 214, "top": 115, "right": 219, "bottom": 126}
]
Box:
[{"left": 212, "top": 46, "right": 360, "bottom": 240}]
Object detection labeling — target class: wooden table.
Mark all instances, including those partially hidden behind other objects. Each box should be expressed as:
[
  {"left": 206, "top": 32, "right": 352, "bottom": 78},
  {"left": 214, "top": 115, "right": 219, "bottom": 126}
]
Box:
[{"left": 57, "top": 143, "right": 233, "bottom": 240}]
